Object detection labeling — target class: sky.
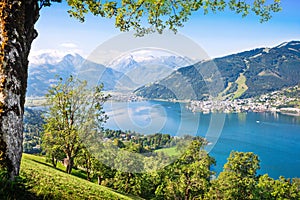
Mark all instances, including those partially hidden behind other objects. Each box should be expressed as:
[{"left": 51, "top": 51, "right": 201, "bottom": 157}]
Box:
[{"left": 31, "top": 1, "right": 300, "bottom": 59}]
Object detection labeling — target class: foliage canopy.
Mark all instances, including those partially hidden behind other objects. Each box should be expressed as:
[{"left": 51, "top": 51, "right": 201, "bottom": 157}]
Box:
[
  {"left": 42, "top": 0, "right": 281, "bottom": 35},
  {"left": 42, "top": 76, "right": 110, "bottom": 173}
]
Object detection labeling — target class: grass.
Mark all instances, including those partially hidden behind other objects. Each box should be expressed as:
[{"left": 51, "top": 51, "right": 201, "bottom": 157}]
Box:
[
  {"left": 155, "top": 147, "right": 180, "bottom": 156},
  {"left": 11, "top": 154, "right": 142, "bottom": 200},
  {"left": 233, "top": 73, "right": 248, "bottom": 99},
  {"left": 218, "top": 82, "right": 233, "bottom": 100}
]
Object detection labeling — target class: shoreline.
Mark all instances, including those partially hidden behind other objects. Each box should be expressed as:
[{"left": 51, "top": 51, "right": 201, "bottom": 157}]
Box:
[
  {"left": 279, "top": 112, "right": 300, "bottom": 117},
  {"left": 24, "top": 98, "right": 300, "bottom": 117}
]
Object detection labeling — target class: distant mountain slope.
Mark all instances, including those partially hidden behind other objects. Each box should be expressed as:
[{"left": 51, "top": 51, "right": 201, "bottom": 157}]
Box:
[
  {"left": 27, "top": 54, "right": 137, "bottom": 97},
  {"left": 27, "top": 51, "right": 194, "bottom": 97},
  {"left": 77, "top": 59, "right": 138, "bottom": 91},
  {"left": 135, "top": 41, "right": 300, "bottom": 100},
  {"left": 27, "top": 54, "right": 81, "bottom": 97},
  {"left": 107, "top": 52, "right": 193, "bottom": 88}
]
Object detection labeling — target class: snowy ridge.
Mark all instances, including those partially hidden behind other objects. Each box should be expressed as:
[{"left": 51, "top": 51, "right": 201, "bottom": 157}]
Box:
[
  {"left": 29, "top": 49, "right": 83, "bottom": 65},
  {"left": 107, "top": 50, "right": 193, "bottom": 74},
  {"left": 276, "top": 42, "right": 288, "bottom": 49},
  {"left": 249, "top": 53, "right": 262, "bottom": 59}
]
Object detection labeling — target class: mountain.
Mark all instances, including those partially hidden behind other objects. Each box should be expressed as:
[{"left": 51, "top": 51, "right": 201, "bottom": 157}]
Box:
[
  {"left": 107, "top": 52, "right": 193, "bottom": 87},
  {"left": 27, "top": 53, "right": 137, "bottom": 97},
  {"left": 27, "top": 51, "right": 194, "bottom": 97},
  {"left": 27, "top": 54, "right": 81, "bottom": 97},
  {"left": 77, "top": 59, "right": 137, "bottom": 91},
  {"left": 134, "top": 41, "right": 300, "bottom": 100}
]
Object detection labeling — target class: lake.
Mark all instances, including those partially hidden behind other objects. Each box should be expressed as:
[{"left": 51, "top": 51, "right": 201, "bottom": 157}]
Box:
[{"left": 104, "top": 100, "right": 300, "bottom": 178}]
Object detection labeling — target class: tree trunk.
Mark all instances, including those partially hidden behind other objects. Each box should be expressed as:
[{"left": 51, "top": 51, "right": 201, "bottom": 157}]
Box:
[
  {"left": 66, "top": 155, "right": 73, "bottom": 174},
  {"left": 87, "top": 171, "right": 90, "bottom": 181},
  {"left": 0, "top": 0, "right": 39, "bottom": 179},
  {"left": 97, "top": 175, "right": 102, "bottom": 185},
  {"left": 85, "top": 154, "right": 91, "bottom": 181},
  {"left": 51, "top": 154, "right": 57, "bottom": 168}
]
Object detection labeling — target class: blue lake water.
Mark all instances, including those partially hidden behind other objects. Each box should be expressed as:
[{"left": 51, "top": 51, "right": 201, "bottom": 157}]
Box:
[{"left": 104, "top": 100, "right": 300, "bottom": 178}]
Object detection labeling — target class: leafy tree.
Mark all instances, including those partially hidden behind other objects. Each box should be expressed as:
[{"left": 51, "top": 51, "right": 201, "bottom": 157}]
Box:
[
  {"left": 113, "top": 149, "right": 145, "bottom": 193},
  {"left": 292, "top": 178, "right": 300, "bottom": 191},
  {"left": 68, "top": 0, "right": 282, "bottom": 35},
  {"left": 42, "top": 76, "right": 109, "bottom": 174},
  {"left": 113, "top": 138, "right": 126, "bottom": 149},
  {"left": 256, "top": 175, "right": 300, "bottom": 200},
  {"left": 156, "top": 138, "right": 215, "bottom": 200},
  {"left": 205, "top": 151, "right": 260, "bottom": 199},
  {"left": 92, "top": 158, "right": 115, "bottom": 186},
  {"left": 74, "top": 147, "right": 94, "bottom": 180},
  {"left": 113, "top": 171, "right": 143, "bottom": 196},
  {"left": 0, "top": 0, "right": 282, "bottom": 179},
  {"left": 206, "top": 171, "right": 258, "bottom": 199},
  {"left": 223, "top": 151, "right": 260, "bottom": 178},
  {"left": 75, "top": 146, "right": 115, "bottom": 182},
  {"left": 42, "top": 131, "right": 65, "bottom": 168}
]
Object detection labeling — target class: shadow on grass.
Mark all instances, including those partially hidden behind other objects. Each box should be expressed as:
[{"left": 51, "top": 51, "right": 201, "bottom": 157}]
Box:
[
  {"left": 71, "top": 169, "right": 87, "bottom": 180},
  {"left": 27, "top": 157, "right": 66, "bottom": 173},
  {"left": 28, "top": 156, "right": 87, "bottom": 180},
  {"left": 0, "top": 175, "right": 56, "bottom": 200}
]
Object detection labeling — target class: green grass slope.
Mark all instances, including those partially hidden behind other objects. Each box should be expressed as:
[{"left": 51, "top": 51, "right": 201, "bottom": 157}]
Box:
[
  {"left": 233, "top": 73, "right": 248, "bottom": 99},
  {"left": 18, "top": 154, "right": 141, "bottom": 200},
  {"left": 155, "top": 147, "right": 180, "bottom": 157}
]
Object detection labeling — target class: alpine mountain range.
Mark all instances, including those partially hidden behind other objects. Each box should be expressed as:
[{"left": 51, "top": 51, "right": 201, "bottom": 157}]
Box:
[{"left": 27, "top": 41, "right": 300, "bottom": 100}]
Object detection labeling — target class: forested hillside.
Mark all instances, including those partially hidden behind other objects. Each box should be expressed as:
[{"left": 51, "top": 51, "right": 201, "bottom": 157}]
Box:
[{"left": 135, "top": 41, "right": 300, "bottom": 100}]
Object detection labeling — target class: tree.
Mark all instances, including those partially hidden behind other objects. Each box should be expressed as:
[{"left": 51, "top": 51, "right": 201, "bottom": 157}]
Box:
[
  {"left": 256, "top": 175, "right": 300, "bottom": 200},
  {"left": 156, "top": 138, "right": 215, "bottom": 200},
  {"left": 41, "top": 130, "right": 65, "bottom": 168},
  {"left": 74, "top": 147, "right": 94, "bottom": 180},
  {"left": 0, "top": 0, "right": 282, "bottom": 179},
  {"left": 0, "top": 0, "right": 40, "bottom": 179},
  {"left": 223, "top": 151, "right": 260, "bottom": 179},
  {"left": 42, "top": 76, "right": 109, "bottom": 174},
  {"left": 92, "top": 158, "right": 115, "bottom": 186},
  {"left": 205, "top": 151, "right": 260, "bottom": 199}
]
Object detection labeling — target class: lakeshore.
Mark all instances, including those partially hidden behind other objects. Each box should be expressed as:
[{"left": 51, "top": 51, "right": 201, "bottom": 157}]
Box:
[
  {"left": 186, "top": 86, "right": 300, "bottom": 116},
  {"left": 186, "top": 99, "right": 300, "bottom": 116},
  {"left": 103, "top": 100, "right": 300, "bottom": 178}
]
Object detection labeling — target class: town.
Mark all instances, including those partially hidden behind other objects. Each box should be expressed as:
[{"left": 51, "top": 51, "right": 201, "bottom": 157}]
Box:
[{"left": 186, "top": 85, "right": 300, "bottom": 116}]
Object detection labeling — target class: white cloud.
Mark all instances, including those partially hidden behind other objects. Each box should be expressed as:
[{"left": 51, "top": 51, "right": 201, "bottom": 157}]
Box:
[
  {"left": 28, "top": 48, "right": 85, "bottom": 65},
  {"left": 132, "top": 49, "right": 173, "bottom": 57},
  {"left": 60, "top": 42, "right": 78, "bottom": 48}
]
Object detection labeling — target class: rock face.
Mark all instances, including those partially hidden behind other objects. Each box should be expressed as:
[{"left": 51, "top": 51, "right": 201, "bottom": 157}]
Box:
[{"left": 0, "top": 0, "right": 39, "bottom": 179}]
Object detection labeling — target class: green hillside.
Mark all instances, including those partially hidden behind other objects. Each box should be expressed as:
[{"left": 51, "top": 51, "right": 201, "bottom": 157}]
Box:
[
  {"left": 135, "top": 41, "right": 300, "bottom": 100},
  {"left": 155, "top": 147, "right": 179, "bottom": 156},
  {"left": 4, "top": 154, "right": 141, "bottom": 200},
  {"left": 233, "top": 73, "right": 248, "bottom": 99}
]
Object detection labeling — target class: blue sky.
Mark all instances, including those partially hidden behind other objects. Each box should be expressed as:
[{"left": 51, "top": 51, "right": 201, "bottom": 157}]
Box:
[{"left": 31, "top": 1, "right": 300, "bottom": 59}]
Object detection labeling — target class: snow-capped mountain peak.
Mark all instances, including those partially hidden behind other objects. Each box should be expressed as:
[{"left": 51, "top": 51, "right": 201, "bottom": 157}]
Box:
[
  {"left": 107, "top": 50, "right": 193, "bottom": 74},
  {"left": 29, "top": 50, "right": 83, "bottom": 65}
]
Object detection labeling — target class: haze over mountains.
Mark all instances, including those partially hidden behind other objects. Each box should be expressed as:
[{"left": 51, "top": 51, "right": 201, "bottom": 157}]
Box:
[
  {"left": 107, "top": 52, "right": 191, "bottom": 86},
  {"left": 27, "top": 51, "right": 189, "bottom": 97},
  {"left": 27, "top": 41, "right": 300, "bottom": 99},
  {"left": 28, "top": 53, "right": 83, "bottom": 97}
]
